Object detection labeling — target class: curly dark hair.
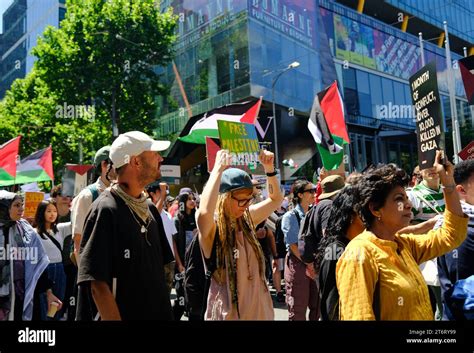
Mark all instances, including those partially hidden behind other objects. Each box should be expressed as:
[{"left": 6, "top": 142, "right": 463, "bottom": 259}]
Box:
[
  {"left": 358, "top": 164, "right": 410, "bottom": 229},
  {"left": 313, "top": 184, "right": 361, "bottom": 272},
  {"left": 291, "top": 179, "right": 311, "bottom": 205}
]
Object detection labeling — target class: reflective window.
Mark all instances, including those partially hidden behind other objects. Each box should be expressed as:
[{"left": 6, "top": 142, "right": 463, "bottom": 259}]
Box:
[
  {"left": 356, "top": 70, "right": 369, "bottom": 94},
  {"left": 381, "top": 77, "right": 394, "bottom": 105},
  {"left": 342, "top": 68, "right": 357, "bottom": 90},
  {"left": 358, "top": 92, "right": 372, "bottom": 117},
  {"left": 369, "top": 74, "right": 382, "bottom": 118},
  {"left": 393, "top": 81, "right": 405, "bottom": 105}
]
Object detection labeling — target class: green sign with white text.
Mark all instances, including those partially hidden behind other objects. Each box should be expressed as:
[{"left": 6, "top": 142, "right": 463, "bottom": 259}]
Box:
[{"left": 217, "top": 120, "right": 260, "bottom": 170}]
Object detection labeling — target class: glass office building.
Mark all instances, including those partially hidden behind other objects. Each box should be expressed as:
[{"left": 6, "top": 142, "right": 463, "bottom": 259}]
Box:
[
  {"left": 320, "top": 0, "right": 471, "bottom": 172},
  {"left": 0, "top": 0, "right": 66, "bottom": 98},
  {"left": 386, "top": 0, "right": 474, "bottom": 45},
  {"left": 158, "top": 0, "right": 473, "bottom": 181}
]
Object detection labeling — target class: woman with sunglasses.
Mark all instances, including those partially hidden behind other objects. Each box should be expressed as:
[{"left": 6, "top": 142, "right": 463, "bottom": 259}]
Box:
[
  {"left": 197, "top": 149, "right": 283, "bottom": 320},
  {"left": 173, "top": 192, "right": 197, "bottom": 320},
  {"left": 282, "top": 179, "right": 319, "bottom": 320}
]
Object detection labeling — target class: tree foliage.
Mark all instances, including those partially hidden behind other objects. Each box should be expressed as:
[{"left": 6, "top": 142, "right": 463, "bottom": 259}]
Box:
[{"left": 0, "top": 0, "right": 176, "bottom": 180}]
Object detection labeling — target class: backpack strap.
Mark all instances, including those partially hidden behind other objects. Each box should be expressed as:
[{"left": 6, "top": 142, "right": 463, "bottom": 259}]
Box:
[
  {"left": 44, "top": 231, "right": 65, "bottom": 263},
  {"left": 293, "top": 209, "right": 302, "bottom": 226},
  {"left": 88, "top": 184, "right": 100, "bottom": 202}
]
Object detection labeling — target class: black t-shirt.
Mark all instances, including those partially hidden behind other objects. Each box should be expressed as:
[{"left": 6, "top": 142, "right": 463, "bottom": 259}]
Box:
[
  {"left": 313, "top": 199, "right": 333, "bottom": 238},
  {"left": 77, "top": 189, "right": 174, "bottom": 320},
  {"left": 182, "top": 213, "right": 196, "bottom": 232}
]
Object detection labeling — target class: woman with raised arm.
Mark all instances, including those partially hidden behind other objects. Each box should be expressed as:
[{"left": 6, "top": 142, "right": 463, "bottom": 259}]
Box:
[
  {"left": 336, "top": 151, "right": 468, "bottom": 320},
  {"left": 197, "top": 149, "right": 284, "bottom": 320}
]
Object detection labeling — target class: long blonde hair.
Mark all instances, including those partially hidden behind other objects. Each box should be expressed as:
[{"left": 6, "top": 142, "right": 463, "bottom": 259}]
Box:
[{"left": 215, "top": 192, "right": 266, "bottom": 312}]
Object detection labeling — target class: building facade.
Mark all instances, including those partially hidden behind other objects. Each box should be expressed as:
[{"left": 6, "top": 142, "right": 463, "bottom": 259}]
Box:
[
  {"left": 0, "top": 0, "right": 66, "bottom": 98},
  {"left": 157, "top": 0, "right": 473, "bottom": 183}
]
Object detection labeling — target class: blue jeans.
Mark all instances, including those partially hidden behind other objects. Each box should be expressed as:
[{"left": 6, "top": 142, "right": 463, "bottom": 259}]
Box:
[{"left": 39, "top": 263, "right": 66, "bottom": 321}]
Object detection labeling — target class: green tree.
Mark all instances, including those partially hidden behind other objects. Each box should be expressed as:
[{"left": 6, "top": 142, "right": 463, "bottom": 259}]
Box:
[
  {"left": 0, "top": 0, "right": 177, "bottom": 181},
  {"left": 0, "top": 69, "right": 109, "bottom": 177},
  {"left": 33, "top": 0, "right": 177, "bottom": 135}
]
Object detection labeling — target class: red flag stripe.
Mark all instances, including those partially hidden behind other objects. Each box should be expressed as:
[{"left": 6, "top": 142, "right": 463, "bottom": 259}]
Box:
[
  {"left": 38, "top": 146, "right": 54, "bottom": 180},
  {"left": 319, "top": 82, "right": 350, "bottom": 143},
  {"left": 240, "top": 98, "right": 262, "bottom": 124},
  {"left": 0, "top": 136, "right": 21, "bottom": 177},
  {"left": 67, "top": 164, "right": 94, "bottom": 176}
]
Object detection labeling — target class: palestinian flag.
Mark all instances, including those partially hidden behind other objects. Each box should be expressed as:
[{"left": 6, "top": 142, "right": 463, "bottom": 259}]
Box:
[
  {"left": 0, "top": 136, "right": 21, "bottom": 186},
  {"left": 62, "top": 164, "right": 94, "bottom": 197},
  {"left": 308, "top": 81, "right": 350, "bottom": 170},
  {"left": 459, "top": 55, "right": 474, "bottom": 105},
  {"left": 179, "top": 98, "right": 262, "bottom": 144},
  {"left": 14, "top": 146, "right": 54, "bottom": 185}
]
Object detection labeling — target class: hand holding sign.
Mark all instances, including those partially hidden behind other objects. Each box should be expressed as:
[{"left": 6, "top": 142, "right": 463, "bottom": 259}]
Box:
[
  {"left": 432, "top": 150, "right": 454, "bottom": 186},
  {"left": 215, "top": 149, "right": 233, "bottom": 172},
  {"left": 258, "top": 149, "right": 275, "bottom": 173}
]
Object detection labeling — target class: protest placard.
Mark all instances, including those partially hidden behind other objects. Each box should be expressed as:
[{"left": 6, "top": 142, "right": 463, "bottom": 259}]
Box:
[
  {"left": 458, "top": 141, "right": 474, "bottom": 161},
  {"left": 218, "top": 120, "right": 260, "bottom": 167},
  {"left": 23, "top": 191, "right": 44, "bottom": 219},
  {"left": 409, "top": 61, "right": 444, "bottom": 169}
]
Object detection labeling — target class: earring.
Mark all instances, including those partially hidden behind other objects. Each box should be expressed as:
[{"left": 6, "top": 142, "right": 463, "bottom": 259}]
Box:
[{"left": 377, "top": 216, "right": 381, "bottom": 221}]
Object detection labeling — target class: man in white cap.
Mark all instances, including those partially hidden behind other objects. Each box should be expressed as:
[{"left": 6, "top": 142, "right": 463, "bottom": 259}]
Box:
[{"left": 76, "top": 131, "right": 174, "bottom": 320}]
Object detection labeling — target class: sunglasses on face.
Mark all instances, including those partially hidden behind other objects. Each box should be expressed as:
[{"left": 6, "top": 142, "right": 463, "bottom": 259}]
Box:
[
  {"left": 231, "top": 195, "right": 254, "bottom": 207},
  {"left": 302, "top": 188, "right": 316, "bottom": 194}
]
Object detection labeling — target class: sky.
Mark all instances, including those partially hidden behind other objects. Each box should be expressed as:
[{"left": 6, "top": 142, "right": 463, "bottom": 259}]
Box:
[{"left": 0, "top": 0, "right": 15, "bottom": 34}]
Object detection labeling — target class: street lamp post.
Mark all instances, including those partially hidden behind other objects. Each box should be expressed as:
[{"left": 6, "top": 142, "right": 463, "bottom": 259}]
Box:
[{"left": 271, "top": 61, "right": 300, "bottom": 171}]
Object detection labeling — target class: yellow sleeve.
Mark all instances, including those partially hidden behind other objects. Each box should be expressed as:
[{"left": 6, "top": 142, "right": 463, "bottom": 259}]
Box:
[
  {"left": 336, "top": 242, "right": 378, "bottom": 320},
  {"left": 398, "top": 209, "right": 468, "bottom": 265}
]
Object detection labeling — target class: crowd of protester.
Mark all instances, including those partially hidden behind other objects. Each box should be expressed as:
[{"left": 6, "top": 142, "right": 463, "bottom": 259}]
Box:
[{"left": 1, "top": 130, "right": 473, "bottom": 321}]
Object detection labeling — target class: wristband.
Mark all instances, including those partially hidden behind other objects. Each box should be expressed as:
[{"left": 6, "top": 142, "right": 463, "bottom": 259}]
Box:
[
  {"left": 266, "top": 170, "right": 278, "bottom": 177},
  {"left": 441, "top": 184, "right": 455, "bottom": 192}
]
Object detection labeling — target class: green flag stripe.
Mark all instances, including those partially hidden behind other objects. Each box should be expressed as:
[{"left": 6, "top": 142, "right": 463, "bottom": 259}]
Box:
[
  {"left": 179, "top": 128, "right": 219, "bottom": 145},
  {"left": 0, "top": 168, "right": 15, "bottom": 186},
  {"left": 317, "top": 134, "right": 346, "bottom": 170},
  {"left": 14, "top": 169, "right": 52, "bottom": 185}
]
